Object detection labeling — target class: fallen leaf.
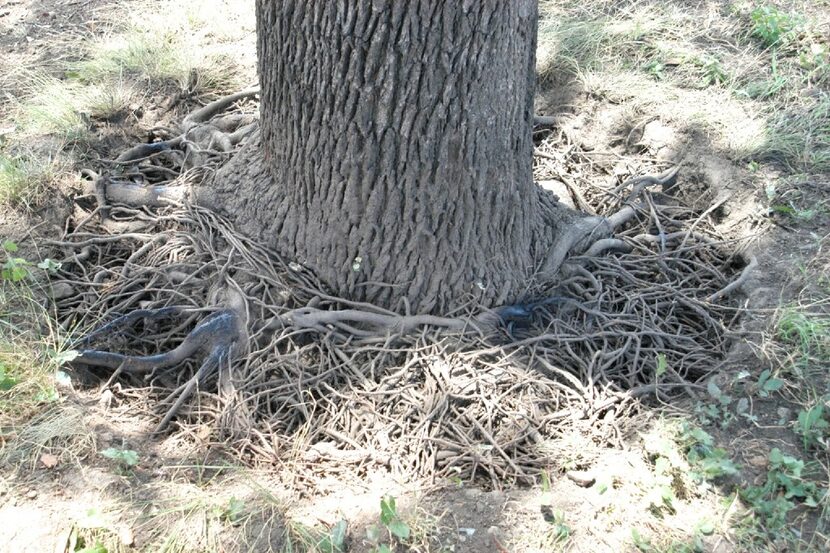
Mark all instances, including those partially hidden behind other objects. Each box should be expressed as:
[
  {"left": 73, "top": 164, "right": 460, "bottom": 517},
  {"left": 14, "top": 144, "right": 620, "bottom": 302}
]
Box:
[{"left": 40, "top": 453, "right": 59, "bottom": 468}]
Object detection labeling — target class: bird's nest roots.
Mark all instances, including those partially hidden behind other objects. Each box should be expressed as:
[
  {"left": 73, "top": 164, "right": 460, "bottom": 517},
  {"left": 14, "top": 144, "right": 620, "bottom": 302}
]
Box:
[{"left": 46, "top": 89, "right": 749, "bottom": 489}]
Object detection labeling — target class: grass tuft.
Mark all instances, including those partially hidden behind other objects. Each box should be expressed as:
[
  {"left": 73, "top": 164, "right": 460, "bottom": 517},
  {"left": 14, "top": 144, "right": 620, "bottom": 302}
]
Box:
[
  {"left": 761, "top": 94, "right": 830, "bottom": 172},
  {"left": 776, "top": 307, "right": 830, "bottom": 370},
  {"left": 0, "top": 150, "right": 68, "bottom": 208},
  {"left": 73, "top": 3, "right": 251, "bottom": 95},
  {"left": 14, "top": 73, "right": 92, "bottom": 142}
]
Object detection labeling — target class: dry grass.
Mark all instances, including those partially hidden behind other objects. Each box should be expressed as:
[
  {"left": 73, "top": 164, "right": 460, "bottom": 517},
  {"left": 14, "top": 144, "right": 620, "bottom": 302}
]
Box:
[
  {"left": 68, "top": 467, "right": 288, "bottom": 553},
  {"left": 0, "top": 404, "right": 96, "bottom": 472},
  {"left": 73, "top": 0, "right": 255, "bottom": 94},
  {"left": 538, "top": 0, "right": 830, "bottom": 173},
  {"left": 0, "top": 147, "right": 74, "bottom": 209}
]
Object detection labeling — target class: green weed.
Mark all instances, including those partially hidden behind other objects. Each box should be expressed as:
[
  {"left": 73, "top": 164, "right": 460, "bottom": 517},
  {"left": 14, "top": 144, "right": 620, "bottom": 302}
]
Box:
[
  {"left": 679, "top": 423, "right": 740, "bottom": 481},
  {"left": 754, "top": 369, "right": 785, "bottom": 397},
  {"left": 796, "top": 400, "right": 829, "bottom": 450},
  {"left": 0, "top": 241, "right": 73, "bottom": 425},
  {"left": 698, "top": 56, "right": 730, "bottom": 87},
  {"left": 776, "top": 308, "right": 830, "bottom": 372},
  {"left": 101, "top": 447, "right": 140, "bottom": 473},
  {"left": 644, "top": 60, "right": 666, "bottom": 81},
  {"left": 216, "top": 497, "right": 247, "bottom": 525},
  {"left": 740, "top": 448, "right": 824, "bottom": 535},
  {"left": 750, "top": 5, "right": 803, "bottom": 49},
  {"left": 73, "top": 6, "right": 244, "bottom": 94},
  {"left": 632, "top": 521, "right": 715, "bottom": 553},
  {"left": 15, "top": 73, "right": 91, "bottom": 142},
  {"left": 285, "top": 519, "right": 347, "bottom": 553},
  {"left": 364, "top": 496, "right": 411, "bottom": 553},
  {"left": 697, "top": 378, "right": 735, "bottom": 427},
  {"left": 545, "top": 508, "right": 571, "bottom": 545}
]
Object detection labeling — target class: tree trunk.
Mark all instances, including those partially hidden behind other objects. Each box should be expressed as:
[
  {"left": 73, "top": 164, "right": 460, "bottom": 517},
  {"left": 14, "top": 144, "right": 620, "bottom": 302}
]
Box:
[{"left": 197, "top": 1, "right": 582, "bottom": 313}]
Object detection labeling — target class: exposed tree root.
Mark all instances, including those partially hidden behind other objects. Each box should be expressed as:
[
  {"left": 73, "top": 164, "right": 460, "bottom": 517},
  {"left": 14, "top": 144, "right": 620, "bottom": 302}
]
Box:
[{"left": 52, "top": 90, "right": 746, "bottom": 490}]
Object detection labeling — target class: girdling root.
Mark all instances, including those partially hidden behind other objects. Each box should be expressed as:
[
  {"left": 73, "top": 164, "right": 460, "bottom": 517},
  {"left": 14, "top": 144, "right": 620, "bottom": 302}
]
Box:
[{"left": 50, "top": 92, "right": 747, "bottom": 489}]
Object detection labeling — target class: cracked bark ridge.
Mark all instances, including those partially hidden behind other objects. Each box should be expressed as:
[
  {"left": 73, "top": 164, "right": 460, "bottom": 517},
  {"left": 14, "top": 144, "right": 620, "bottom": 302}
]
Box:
[{"left": 198, "top": 1, "right": 581, "bottom": 313}]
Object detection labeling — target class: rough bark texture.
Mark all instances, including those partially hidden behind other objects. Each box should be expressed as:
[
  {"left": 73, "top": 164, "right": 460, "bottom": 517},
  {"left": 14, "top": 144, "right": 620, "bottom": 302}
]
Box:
[{"left": 199, "top": 1, "right": 578, "bottom": 313}]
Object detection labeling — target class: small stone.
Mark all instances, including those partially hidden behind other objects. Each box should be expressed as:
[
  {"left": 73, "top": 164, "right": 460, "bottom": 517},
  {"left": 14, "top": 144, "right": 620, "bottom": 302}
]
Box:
[
  {"left": 748, "top": 455, "right": 767, "bottom": 469},
  {"left": 641, "top": 120, "right": 675, "bottom": 150},
  {"left": 119, "top": 525, "right": 134, "bottom": 546},
  {"left": 566, "top": 469, "right": 596, "bottom": 487},
  {"left": 657, "top": 147, "right": 680, "bottom": 162},
  {"left": 50, "top": 282, "right": 75, "bottom": 300},
  {"left": 463, "top": 488, "right": 482, "bottom": 499},
  {"left": 538, "top": 179, "right": 575, "bottom": 209},
  {"left": 26, "top": 490, "right": 37, "bottom": 500},
  {"left": 40, "top": 453, "right": 59, "bottom": 468}
]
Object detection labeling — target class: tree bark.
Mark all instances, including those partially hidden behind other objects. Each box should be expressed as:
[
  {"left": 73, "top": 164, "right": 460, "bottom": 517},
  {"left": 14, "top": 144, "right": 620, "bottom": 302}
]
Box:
[{"left": 197, "top": 1, "right": 582, "bottom": 313}]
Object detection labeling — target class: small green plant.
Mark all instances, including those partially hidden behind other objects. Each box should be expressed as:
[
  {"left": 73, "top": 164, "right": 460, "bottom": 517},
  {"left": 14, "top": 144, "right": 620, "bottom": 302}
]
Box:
[
  {"left": 750, "top": 5, "right": 802, "bottom": 49},
  {"left": 796, "top": 400, "right": 829, "bottom": 450},
  {"left": 546, "top": 508, "right": 571, "bottom": 544},
  {"left": 631, "top": 528, "right": 653, "bottom": 551},
  {"left": 0, "top": 155, "right": 30, "bottom": 205},
  {"left": 697, "top": 378, "right": 735, "bottom": 427},
  {"left": 1, "top": 241, "right": 30, "bottom": 282},
  {"left": 740, "top": 448, "right": 823, "bottom": 534},
  {"left": 365, "top": 496, "right": 410, "bottom": 552},
  {"left": 101, "top": 447, "right": 139, "bottom": 473},
  {"left": 777, "top": 309, "right": 830, "bottom": 368},
  {"left": 754, "top": 369, "right": 784, "bottom": 397},
  {"left": 643, "top": 59, "right": 665, "bottom": 80},
  {"left": 680, "top": 423, "right": 739, "bottom": 481},
  {"left": 699, "top": 56, "right": 729, "bottom": 87},
  {"left": 0, "top": 362, "right": 19, "bottom": 391},
  {"left": 739, "top": 52, "right": 788, "bottom": 99},
  {"left": 647, "top": 456, "right": 678, "bottom": 517},
  {"left": 217, "top": 497, "right": 246, "bottom": 525},
  {"left": 655, "top": 353, "right": 667, "bottom": 379},
  {"left": 76, "top": 543, "right": 108, "bottom": 553},
  {"left": 799, "top": 42, "right": 830, "bottom": 81},
  {"left": 1, "top": 240, "right": 62, "bottom": 283},
  {"left": 285, "top": 520, "right": 347, "bottom": 553}
]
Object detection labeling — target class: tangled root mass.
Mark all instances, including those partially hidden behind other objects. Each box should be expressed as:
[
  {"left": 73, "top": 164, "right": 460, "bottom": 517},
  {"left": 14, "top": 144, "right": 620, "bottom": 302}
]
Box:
[{"left": 51, "top": 90, "right": 745, "bottom": 487}]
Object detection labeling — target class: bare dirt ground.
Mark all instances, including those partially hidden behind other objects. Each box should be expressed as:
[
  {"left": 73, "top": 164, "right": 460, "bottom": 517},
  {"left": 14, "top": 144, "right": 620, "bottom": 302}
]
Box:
[{"left": 1, "top": 1, "right": 829, "bottom": 552}]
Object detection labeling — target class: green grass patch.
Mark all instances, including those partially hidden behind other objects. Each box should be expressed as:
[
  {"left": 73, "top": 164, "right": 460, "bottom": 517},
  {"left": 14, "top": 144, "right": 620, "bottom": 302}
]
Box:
[
  {"left": 750, "top": 5, "right": 804, "bottom": 49},
  {"left": 756, "top": 94, "right": 830, "bottom": 172},
  {"left": 0, "top": 154, "right": 33, "bottom": 206},
  {"left": 738, "top": 448, "right": 825, "bottom": 541},
  {"left": 15, "top": 73, "right": 92, "bottom": 142},
  {"left": 0, "top": 150, "right": 66, "bottom": 208},
  {"left": 0, "top": 242, "right": 73, "bottom": 427},
  {"left": 537, "top": 1, "right": 674, "bottom": 84},
  {"left": 776, "top": 307, "right": 830, "bottom": 369}
]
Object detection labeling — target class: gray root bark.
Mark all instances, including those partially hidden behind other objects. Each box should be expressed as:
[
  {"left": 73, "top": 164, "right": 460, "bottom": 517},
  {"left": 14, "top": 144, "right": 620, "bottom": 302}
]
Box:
[{"left": 196, "top": 1, "right": 597, "bottom": 313}]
